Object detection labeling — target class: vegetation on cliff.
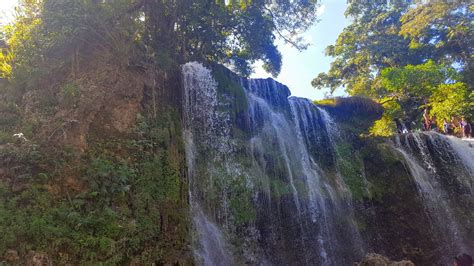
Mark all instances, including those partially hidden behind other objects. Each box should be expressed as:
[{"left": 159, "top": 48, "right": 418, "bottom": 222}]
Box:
[{"left": 0, "top": 0, "right": 321, "bottom": 264}]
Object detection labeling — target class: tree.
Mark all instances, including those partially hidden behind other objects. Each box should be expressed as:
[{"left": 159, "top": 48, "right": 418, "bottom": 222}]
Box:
[
  {"left": 1, "top": 0, "right": 320, "bottom": 80},
  {"left": 0, "top": 0, "right": 43, "bottom": 84},
  {"left": 312, "top": 0, "right": 473, "bottom": 96},
  {"left": 400, "top": 1, "right": 473, "bottom": 64},
  {"left": 139, "top": 0, "right": 319, "bottom": 75},
  {"left": 311, "top": 0, "right": 423, "bottom": 96},
  {"left": 313, "top": 0, "right": 473, "bottom": 136},
  {"left": 429, "top": 83, "right": 471, "bottom": 124},
  {"left": 400, "top": 0, "right": 474, "bottom": 87},
  {"left": 369, "top": 61, "right": 471, "bottom": 135}
]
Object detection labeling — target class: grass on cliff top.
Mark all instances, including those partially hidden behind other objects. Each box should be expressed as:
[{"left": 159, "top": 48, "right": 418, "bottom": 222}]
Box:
[{"left": 314, "top": 96, "right": 383, "bottom": 118}]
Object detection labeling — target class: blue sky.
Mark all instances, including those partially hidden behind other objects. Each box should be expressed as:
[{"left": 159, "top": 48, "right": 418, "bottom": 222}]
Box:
[
  {"left": 252, "top": 0, "right": 349, "bottom": 100},
  {"left": 1, "top": 0, "right": 348, "bottom": 100}
]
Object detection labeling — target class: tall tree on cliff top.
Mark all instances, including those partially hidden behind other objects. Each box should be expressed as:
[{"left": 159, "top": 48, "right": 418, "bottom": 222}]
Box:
[
  {"left": 312, "top": 0, "right": 473, "bottom": 97},
  {"left": 311, "top": 0, "right": 419, "bottom": 97},
  {"left": 139, "top": 0, "right": 320, "bottom": 75}
]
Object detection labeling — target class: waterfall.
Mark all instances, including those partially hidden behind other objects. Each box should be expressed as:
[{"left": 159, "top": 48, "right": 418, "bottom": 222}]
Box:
[
  {"left": 316, "top": 105, "right": 366, "bottom": 254},
  {"left": 182, "top": 62, "right": 234, "bottom": 265},
  {"left": 393, "top": 132, "right": 473, "bottom": 262},
  {"left": 182, "top": 62, "right": 365, "bottom": 265},
  {"left": 288, "top": 97, "right": 365, "bottom": 260},
  {"left": 446, "top": 136, "right": 474, "bottom": 179},
  {"left": 181, "top": 62, "right": 474, "bottom": 264}
]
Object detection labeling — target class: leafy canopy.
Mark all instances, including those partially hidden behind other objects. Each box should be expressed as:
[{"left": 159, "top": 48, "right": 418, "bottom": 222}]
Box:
[
  {"left": 369, "top": 61, "right": 471, "bottom": 135},
  {"left": 313, "top": 0, "right": 473, "bottom": 136},
  {"left": 0, "top": 0, "right": 321, "bottom": 80}
]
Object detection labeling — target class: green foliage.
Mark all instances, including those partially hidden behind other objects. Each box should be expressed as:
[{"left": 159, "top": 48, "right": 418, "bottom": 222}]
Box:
[
  {"left": 229, "top": 176, "right": 256, "bottom": 226},
  {"left": 0, "top": 178, "right": 133, "bottom": 263},
  {"left": 87, "top": 156, "right": 136, "bottom": 197},
  {"left": 0, "top": 101, "right": 21, "bottom": 131},
  {"left": 139, "top": 153, "right": 181, "bottom": 204},
  {"left": 312, "top": 0, "right": 418, "bottom": 95},
  {"left": 315, "top": 97, "right": 384, "bottom": 138},
  {"left": 20, "top": 118, "right": 40, "bottom": 139},
  {"left": 0, "top": 131, "right": 15, "bottom": 144},
  {"left": 62, "top": 81, "right": 80, "bottom": 101},
  {"left": 1, "top": 0, "right": 321, "bottom": 81},
  {"left": 313, "top": 98, "right": 335, "bottom": 106},
  {"left": 314, "top": 0, "right": 473, "bottom": 137},
  {"left": 429, "top": 83, "right": 472, "bottom": 123},
  {"left": 0, "top": 145, "right": 92, "bottom": 260},
  {"left": 334, "top": 142, "right": 368, "bottom": 201},
  {"left": 319, "top": 97, "right": 383, "bottom": 119},
  {"left": 0, "top": 109, "right": 189, "bottom": 264},
  {"left": 0, "top": 49, "right": 14, "bottom": 78},
  {"left": 0, "top": 0, "right": 44, "bottom": 86},
  {"left": 314, "top": 0, "right": 473, "bottom": 95},
  {"left": 366, "top": 61, "right": 470, "bottom": 136},
  {"left": 369, "top": 113, "right": 396, "bottom": 137},
  {"left": 380, "top": 60, "right": 457, "bottom": 98},
  {"left": 400, "top": 1, "right": 473, "bottom": 65},
  {"left": 0, "top": 0, "right": 142, "bottom": 91}
]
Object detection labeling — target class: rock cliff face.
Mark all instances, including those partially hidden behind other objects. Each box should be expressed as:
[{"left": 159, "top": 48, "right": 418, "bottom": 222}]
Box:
[
  {"left": 0, "top": 59, "right": 191, "bottom": 264},
  {"left": 183, "top": 62, "right": 473, "bottom": 265},
  {"left": 1, "top": 61, "right": 472, "bottom": 265}
]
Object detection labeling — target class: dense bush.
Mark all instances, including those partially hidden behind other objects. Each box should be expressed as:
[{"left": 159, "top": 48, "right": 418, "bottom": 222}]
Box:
[{"left": 0, "top": 110, "right": 189, "bottom": 264}]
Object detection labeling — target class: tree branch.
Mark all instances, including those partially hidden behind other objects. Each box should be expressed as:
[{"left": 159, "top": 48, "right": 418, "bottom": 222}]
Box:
[{"left": 263, "top": 6, "right": 305, "bottom": 51}]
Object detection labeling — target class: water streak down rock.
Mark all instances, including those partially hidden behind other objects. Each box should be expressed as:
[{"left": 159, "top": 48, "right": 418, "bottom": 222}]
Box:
[{"left": 393, "top": 132, "right": 474, "bottom": 264}]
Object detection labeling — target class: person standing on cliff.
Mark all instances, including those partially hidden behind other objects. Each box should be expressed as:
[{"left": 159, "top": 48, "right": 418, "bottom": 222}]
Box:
[
  {"left": 460, "top": 117, "right": 471, "bottom": 138},
  {"left": 443, "top": 120, "right": 450, "bottom": 135},
  {"left": 423, "top": 109, "right": 431, "bottom": 131}
]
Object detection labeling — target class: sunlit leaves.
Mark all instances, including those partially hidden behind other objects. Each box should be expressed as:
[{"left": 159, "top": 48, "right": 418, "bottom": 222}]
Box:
[
  {"left": 0, "top": 49, "right": 14, "bottom": 78},
  {"left": 313, "top": 0, "right": 415, "bottom": 94},
  {"left": 380, "top": 60, "right": 452, "bottom": 97},
  {"left": 373, "top": 60, "right": 471, "bottom": 135},
  {"left": 400, "top": 1, "right": 473, "bottom": 63},
  {"left": 314, "top": 0, "right": 472, "bottom": 137},
  {"left": 1, "top": 0, "right": 320, "bottom": 79},
  {"left": 429, "top": 83, "right": 470, "bottom": 123}
]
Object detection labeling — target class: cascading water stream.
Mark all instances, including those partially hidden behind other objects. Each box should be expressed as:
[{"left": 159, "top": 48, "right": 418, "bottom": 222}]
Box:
[
  {"left": 393, "top": 132, "right": 473, "bottom": 262},
  {"left": 182, "top": 62, "right": 234, "bottom": 265},
  {"left": 288, "top": 97, "right": 366, "bottom": 260},
  {"left": 317, "top": 105, "right": 366, "bottom": 254},
  {"left": 182, "top": 62, "right": 367, "bottom": 265}
]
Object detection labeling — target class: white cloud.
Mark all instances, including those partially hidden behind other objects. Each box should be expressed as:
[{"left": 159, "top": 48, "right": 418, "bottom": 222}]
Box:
[
  {"left": 316, "top": 4, "right": 326, "bottom": 16},
  {"left": 0, "top": 0, "right": 19, "bottom": 26}
]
